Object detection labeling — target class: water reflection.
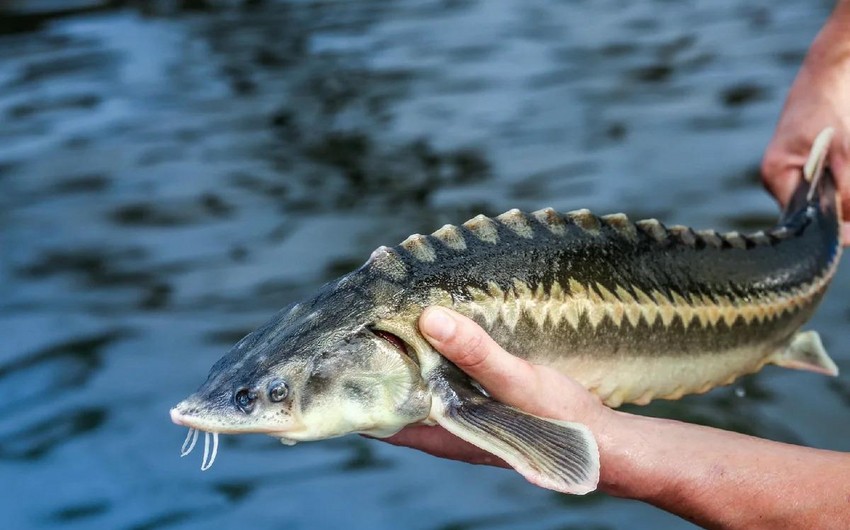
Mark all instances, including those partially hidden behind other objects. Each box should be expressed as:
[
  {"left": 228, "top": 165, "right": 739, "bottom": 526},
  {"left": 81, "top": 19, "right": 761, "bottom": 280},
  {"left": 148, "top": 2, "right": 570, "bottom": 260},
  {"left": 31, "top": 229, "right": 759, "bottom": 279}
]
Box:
[{"left": 1, "top": 1, "right": 845, "bottom": 529}]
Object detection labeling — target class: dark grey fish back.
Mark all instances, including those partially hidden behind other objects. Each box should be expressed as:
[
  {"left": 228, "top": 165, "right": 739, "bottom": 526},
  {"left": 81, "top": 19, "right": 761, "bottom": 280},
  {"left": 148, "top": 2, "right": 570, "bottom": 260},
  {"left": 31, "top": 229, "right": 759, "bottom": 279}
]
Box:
[{"left": 375, "top": 169, "right": 840, "bottom": 309}]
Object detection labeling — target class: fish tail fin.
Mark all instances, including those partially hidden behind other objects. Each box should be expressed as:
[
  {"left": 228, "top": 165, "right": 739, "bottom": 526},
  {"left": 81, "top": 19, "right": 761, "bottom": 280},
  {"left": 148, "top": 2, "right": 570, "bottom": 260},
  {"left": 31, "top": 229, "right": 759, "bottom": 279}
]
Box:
[
  {"left": 779, "top": 127, "right": 840, "bottom": 227},
  {"left": 773, "top": 330, "right": 839, "bottom": 376}
]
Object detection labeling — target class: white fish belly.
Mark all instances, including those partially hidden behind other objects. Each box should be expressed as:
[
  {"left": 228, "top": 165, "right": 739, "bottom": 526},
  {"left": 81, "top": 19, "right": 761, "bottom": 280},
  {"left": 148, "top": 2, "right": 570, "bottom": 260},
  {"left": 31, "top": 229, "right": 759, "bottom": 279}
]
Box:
[{"left": 547, "top": 345, "right": 777, "bottom": 407}]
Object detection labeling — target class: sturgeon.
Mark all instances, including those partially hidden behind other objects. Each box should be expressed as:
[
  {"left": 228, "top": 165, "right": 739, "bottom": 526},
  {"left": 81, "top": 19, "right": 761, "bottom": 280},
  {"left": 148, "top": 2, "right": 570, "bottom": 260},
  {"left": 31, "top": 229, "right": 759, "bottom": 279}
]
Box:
[{"left": 171, "top": 129, "right": 842, "bottom": 495}]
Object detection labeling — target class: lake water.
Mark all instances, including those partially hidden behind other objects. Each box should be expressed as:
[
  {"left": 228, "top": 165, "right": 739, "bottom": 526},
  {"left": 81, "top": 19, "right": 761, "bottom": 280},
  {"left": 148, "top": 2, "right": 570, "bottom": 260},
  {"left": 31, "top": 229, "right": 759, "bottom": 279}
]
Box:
[{"left": 2, "top": 1, "right": 848, "bottom": 529}]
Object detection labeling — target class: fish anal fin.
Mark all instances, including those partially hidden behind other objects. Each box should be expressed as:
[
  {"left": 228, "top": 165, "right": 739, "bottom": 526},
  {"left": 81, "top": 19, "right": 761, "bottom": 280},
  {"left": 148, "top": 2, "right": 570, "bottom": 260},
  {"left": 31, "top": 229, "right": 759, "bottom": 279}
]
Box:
[
  {"left": 773, "top": 330, "right": 838, "bottom": 376},
  {"left": 431, "top": 387, "right": 599, "bottom": 495}
]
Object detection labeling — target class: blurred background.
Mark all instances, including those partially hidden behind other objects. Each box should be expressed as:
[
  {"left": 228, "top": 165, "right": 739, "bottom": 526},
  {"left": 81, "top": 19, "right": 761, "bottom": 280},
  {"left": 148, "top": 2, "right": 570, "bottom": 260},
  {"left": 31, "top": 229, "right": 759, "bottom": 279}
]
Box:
[{"left": 2, "top": 0, "right": 848, "bottom": 528}]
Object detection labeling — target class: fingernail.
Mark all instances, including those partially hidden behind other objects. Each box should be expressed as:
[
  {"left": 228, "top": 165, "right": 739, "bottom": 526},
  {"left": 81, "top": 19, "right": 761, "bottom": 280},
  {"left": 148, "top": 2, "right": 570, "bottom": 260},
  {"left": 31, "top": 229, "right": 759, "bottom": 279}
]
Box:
[{"left": 422, "top": 307, "right": 456, "bottom": 342}]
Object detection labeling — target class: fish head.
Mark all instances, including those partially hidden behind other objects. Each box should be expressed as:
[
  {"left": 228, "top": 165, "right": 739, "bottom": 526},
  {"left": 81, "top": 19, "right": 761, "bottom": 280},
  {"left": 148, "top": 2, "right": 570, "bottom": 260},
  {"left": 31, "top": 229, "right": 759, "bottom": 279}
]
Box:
[{"left": 171, "top": 279, "right": 431, "bottom": 445}]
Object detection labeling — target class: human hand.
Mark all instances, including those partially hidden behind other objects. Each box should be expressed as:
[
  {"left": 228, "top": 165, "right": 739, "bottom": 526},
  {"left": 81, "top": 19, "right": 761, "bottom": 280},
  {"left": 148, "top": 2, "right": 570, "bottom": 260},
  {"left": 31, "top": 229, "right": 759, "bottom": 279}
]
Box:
[
  {"left": 761, "top": 12, "right": 850, "bottom": 244},
  {"left": 382, "top": 307, "right": 610, "bottom": 468}
]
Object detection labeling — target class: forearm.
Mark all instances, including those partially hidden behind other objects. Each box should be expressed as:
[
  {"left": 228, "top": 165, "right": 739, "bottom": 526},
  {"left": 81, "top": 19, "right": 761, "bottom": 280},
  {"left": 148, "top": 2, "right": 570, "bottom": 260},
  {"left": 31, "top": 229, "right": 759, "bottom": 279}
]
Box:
[{"left": 596, "top": 410, "right": 850, "bottom": 529}]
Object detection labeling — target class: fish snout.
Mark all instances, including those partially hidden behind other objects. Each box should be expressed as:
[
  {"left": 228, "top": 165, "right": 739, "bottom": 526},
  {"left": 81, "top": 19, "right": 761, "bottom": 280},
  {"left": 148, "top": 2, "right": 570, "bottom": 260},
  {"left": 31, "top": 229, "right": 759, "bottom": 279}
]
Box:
[
  {"left": 172, "top": 407, "right": 222, "bottom": 470},
  {"left": 170, "top": 407, "right": 189, "bottom": 426},
  {"left": 170, "top": 395, "right": 206, "bottom": 427}
]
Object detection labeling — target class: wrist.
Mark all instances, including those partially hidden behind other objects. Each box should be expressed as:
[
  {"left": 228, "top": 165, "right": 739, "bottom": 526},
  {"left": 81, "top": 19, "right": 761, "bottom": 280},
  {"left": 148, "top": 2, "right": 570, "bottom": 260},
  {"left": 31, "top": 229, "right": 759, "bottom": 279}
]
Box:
[
  {"left": 593, "top": 409, "right": 665, "bottom": 500},
  {"left": 593, "top": 410, "right": 701, "bottom": 507}
]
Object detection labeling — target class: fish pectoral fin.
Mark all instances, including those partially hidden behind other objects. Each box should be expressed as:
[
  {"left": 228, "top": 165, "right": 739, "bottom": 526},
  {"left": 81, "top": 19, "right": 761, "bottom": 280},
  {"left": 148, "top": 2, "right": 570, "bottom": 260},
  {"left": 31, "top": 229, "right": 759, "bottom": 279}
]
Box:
[
  {"left": 773, "top": 330, "right": 839, "bottom": 376},
  {"left": 432, "top": 390, "right": 599, "bottom": 495}
]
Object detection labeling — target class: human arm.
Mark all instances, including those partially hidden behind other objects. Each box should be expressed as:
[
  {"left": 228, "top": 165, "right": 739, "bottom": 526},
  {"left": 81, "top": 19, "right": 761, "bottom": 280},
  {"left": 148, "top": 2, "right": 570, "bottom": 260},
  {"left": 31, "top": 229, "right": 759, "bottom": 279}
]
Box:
[
  {"left": 385, "top": 307, "right": 850, "bottom": 529},
  {"left": 762, "top": 0, "right": 850, "bottom": 244}
]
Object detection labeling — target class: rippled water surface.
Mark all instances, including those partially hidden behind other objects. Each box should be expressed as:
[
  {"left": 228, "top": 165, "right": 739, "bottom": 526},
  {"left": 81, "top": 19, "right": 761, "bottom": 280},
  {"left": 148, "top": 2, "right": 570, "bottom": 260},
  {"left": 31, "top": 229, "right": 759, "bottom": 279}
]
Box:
[{"left": 3, "top": 1, "right": 848, "bottom": 529}]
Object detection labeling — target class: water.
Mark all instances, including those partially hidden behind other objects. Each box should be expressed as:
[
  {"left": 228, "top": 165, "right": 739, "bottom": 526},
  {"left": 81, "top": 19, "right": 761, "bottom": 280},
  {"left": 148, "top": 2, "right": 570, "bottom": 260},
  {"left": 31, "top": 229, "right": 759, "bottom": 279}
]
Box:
[{"left": 2, "top": 1, "right": 847, "bottom": 529}]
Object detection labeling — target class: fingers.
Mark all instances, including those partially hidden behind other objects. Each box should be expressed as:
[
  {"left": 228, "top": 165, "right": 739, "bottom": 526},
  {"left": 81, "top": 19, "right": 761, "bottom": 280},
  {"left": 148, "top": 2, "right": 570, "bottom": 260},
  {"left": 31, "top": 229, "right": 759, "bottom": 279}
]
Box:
[
  {"left": 761, "top": 141, "right": 806, "bottom": 208},
  {"left": 832, "top": 152, "right": 850, "bottom": 243},
  {"left": 418, "top": 306, "right": 607, "bottom": 427},
  {"left": 762, "top": 132, "right": 850, "bottom": 247},
  {"left": 380, "top": 426, "right": 509, "bottom": 468},
  {"left": 418, "top": 307, "right": 537, "bottom": 405}
]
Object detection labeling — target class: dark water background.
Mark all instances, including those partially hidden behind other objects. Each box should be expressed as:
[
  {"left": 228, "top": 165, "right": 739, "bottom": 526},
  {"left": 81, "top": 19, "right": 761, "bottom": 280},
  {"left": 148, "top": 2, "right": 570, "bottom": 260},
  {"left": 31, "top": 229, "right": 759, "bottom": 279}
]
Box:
[{"left": 2, "top": 1, "right": 849, "bottom": 529}]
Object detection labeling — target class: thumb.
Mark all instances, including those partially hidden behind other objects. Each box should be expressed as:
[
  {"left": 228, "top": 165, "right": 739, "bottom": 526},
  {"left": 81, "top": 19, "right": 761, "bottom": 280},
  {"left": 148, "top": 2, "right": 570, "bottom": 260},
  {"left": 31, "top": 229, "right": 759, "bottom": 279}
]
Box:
[
  {"left": 418, "top": 306, "right": 604, "bottom": 424},
  {"left": 418, "top": 306, "right": 537, "bottom": 405}
]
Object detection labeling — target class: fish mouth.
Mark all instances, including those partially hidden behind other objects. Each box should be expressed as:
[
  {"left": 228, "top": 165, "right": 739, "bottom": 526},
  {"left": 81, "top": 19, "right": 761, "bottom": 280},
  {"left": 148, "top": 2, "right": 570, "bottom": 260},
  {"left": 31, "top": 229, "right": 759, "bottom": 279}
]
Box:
[
  {"left": 170, "top": 407, "right": 224, "bottom": 471},
  {"left": 170, "top": 407, "right": 245, "bottom": 434},
  {"left": 170, "top": 407, "right": 303, "bottom": 469},
  {"left": 170, "top": 407, "right": 302, "bottom": 436}
]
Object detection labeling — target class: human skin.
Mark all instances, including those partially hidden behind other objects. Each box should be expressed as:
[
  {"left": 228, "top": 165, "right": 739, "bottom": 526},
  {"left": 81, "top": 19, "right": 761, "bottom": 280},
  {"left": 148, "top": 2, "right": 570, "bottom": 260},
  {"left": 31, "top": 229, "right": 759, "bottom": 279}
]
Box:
[
  {"left": 384, "top": 307, "right": 850, "bottom": 529},
  {"left": 762, "top": 0, "right": 850, "bottom": 244},
  {"left": 384, "top": 4, "right": 850, "bottom": 527}
]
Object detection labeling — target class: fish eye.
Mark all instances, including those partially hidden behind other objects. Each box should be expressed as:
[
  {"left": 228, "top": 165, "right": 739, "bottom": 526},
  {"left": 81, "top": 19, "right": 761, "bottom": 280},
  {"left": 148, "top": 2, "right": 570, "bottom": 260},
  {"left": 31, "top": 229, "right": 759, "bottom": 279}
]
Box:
[
  {"left": 234, "top": 388, "right": 257, "bottom": 413},
  {"left": 268, "top": 380, "right": 289, "bottom": 402}
]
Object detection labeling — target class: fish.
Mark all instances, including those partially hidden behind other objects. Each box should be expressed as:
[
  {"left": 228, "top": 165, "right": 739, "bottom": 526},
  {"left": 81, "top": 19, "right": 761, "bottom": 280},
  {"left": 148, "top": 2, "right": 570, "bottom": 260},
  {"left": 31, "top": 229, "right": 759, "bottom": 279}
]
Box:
[{"left": 170, "top": 128, "right": 842, "bottom": 495}]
